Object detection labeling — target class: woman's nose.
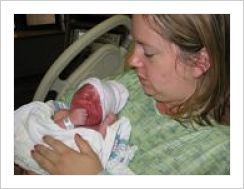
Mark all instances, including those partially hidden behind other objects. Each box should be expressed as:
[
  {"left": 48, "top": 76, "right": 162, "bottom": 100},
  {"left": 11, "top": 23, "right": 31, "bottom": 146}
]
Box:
[{"left": 127, "top": 47, "right": 143, "bottom": 68}]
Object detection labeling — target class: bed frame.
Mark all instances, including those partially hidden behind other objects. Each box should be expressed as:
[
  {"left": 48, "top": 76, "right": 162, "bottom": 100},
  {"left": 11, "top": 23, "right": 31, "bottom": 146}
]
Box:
[{"left": 33, "top": 15, "right": 132, "bottom": 101}]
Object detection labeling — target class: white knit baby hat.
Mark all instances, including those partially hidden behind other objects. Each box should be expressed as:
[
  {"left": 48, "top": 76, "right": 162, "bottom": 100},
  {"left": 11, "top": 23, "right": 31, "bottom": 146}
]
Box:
[{"left": 77, "top": 78, "right": 129, "bottom": 120}]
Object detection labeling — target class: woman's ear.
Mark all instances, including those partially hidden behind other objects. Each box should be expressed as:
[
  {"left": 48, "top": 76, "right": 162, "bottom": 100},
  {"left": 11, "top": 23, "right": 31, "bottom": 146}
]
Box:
[{"left": 191, "top": 48, "right": 211, "bottom": 78}]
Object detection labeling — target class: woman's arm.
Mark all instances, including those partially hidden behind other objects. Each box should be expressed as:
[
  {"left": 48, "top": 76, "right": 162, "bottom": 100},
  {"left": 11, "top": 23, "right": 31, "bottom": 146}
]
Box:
[{"left": 31, "top": 134, "right": 103, "bottom": 175}]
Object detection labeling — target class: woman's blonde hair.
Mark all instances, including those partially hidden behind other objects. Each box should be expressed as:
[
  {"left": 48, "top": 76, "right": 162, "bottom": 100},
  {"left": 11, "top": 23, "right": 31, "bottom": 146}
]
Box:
[{"left": 143, "top": 14, "right": 230, "bottom": 125}]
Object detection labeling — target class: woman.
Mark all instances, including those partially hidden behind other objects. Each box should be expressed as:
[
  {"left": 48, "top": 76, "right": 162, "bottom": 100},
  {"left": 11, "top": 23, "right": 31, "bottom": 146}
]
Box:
[{"left": 31, "top": 14, "right": 230, "bottom": 175}]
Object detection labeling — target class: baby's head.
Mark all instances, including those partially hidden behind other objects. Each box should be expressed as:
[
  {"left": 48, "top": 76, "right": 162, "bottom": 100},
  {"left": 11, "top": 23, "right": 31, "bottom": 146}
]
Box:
[
  {"left": 71, "top": 84, "right": 103, "bottom": 126},
  {"left": 71, "top": 78, "right": 129, "bottom": 127}
]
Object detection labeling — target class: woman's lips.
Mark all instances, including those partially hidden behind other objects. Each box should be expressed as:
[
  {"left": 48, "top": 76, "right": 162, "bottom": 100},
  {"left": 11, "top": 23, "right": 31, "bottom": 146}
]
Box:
[
  {"left": 138, "top": 75, "right": 147, "bottom": 85},
  {"left": 138, "top": 72, "right": 145, "bottom": 79}
]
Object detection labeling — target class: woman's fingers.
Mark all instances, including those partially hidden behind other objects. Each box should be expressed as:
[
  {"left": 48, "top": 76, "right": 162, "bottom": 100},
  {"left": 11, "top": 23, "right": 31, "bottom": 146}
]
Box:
[
  {"left": 74, "top": 134, "right": 95, "bottom": 155},
  {"left": 33, "top": 144, "right": 59, "bottom": 163},
  {"left": 42, "top": 134, "right": 95, "bottom": 156},
  {"left": 31, "top": 149, "right": 56, "bottom": 174},
  {"left": 31, "top": 134, "right": 103, "bottom": 174},
  {"left": 42, "top": 135, "right": 70, "bottom": 154}
]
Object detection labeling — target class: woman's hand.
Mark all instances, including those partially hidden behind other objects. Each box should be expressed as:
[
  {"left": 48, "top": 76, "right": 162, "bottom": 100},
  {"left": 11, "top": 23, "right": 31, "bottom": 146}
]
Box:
[{"left": 31, "top": 134, "right": 103, "bottom": 175}]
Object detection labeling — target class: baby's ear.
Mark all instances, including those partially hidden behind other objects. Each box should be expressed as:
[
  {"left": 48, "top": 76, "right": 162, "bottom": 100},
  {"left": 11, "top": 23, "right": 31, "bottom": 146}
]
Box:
[{"left": 191, "top": 48, "right": 211, "bottom": 78}]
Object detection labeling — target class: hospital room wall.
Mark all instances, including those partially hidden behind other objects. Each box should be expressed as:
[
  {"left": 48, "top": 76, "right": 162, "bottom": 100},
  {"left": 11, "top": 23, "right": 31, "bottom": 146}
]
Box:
[{"left": 14, "top": 33, "right": 65, "bottom": 109}]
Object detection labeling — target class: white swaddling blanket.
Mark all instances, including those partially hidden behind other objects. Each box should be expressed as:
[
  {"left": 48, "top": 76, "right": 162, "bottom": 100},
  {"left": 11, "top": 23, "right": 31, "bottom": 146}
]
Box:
[{"left": 14, "top": 101, "right": 132, "bottom": 175}]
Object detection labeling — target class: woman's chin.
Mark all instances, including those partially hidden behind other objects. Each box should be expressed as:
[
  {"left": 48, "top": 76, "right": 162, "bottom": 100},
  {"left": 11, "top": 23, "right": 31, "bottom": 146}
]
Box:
[
  {"left": 142, "top": 88, "right": 164, "bottom": 102},
  {"left": 142, "top": 87, "right": 154, "bottom": 96},
  {"left": 139, "top": 81, "right": 158, "bottom": 97}
]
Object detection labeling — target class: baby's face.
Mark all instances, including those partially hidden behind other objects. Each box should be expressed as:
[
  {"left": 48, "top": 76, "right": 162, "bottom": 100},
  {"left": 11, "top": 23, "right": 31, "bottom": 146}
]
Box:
[
  {"left": 71, "top": 84, "right": 103, "bottom": 126},
  {"left": 77, "top": 84, "right": 98, "bottom": 101}
]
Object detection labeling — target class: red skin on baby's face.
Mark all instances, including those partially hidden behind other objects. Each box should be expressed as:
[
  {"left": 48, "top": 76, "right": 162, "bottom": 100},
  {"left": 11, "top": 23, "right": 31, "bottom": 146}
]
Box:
[
  {"left": 71, "top": 84, "right": 103, "bottom": 126},
  {"left": 54, "top": 84, "right": 117, "bottom": 137}
]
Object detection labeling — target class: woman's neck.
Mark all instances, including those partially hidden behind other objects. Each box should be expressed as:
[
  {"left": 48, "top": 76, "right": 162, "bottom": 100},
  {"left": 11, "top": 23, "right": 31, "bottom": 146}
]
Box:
[{"left": 155, "top": 101, "right": 178, "bottom": 116}]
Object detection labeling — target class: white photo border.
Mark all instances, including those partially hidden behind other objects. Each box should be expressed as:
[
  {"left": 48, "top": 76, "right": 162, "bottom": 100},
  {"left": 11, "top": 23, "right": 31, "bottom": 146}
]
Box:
[{"left": 1, "top": 1, "right": 243, "bottom": 188}]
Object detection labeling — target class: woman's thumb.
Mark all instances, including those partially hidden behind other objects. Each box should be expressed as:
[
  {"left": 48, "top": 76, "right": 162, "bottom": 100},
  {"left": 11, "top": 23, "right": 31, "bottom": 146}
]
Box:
[{"left": 74, "top": 133, "right": 94, "bottom": 155}]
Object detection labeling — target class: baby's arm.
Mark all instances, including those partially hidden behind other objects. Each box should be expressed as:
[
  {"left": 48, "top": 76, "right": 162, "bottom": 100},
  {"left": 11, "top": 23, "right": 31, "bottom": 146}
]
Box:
[
  {"left": 53, "top": 109, "right": 70, "bottom": 129},
  {"left": 53, "top": 108, "right": 87, "bottom": 129},
  {"left": 53, "top": 109, "right": 69, "bottom": 122},
  {"left": 92, "top": 113, "right": 117, "bottom": 138}
]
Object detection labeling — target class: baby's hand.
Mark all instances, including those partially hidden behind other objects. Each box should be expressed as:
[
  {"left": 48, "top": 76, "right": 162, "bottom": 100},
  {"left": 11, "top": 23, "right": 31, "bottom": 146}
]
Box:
[
  {"left": 97, "top": 113, "right": 117, "bottom": 138},
  {"left": 53, "top": 109, "right": 69, "bottom": 122},
  {"left": 69, "top": 108, "right": 88, "bottom": 126},
  {"left": 103, "top": 113, "right": 117, "bottom": 126},
  {"left": 54, "top": 109, "right": 87, "bottom": 129},
  {"left": 53, "top": 109, "right": 70, "bottom": 129}
]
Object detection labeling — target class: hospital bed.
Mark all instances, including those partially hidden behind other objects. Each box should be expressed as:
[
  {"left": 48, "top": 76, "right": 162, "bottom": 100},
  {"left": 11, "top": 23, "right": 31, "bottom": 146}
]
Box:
[{"left": 33, "top": 15, "right": 132, "bottom": 102}]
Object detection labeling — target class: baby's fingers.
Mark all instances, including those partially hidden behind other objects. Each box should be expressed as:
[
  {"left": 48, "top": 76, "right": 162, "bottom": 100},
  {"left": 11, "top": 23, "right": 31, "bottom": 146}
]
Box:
[{"left": 70, "top": 108, "right": 88, "bottom": 125}]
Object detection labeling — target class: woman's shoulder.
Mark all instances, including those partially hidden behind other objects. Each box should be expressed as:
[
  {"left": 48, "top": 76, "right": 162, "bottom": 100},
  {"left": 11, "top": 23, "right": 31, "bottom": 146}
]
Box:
[
  {"left": 129, "top": 117, "right": 229, "bottom": 174},
  {"left": 120, "top": 94, "right": 230, "bottom": 174},
  {"left": 111, "top": 70, "right": 229, "bottom": 174}
]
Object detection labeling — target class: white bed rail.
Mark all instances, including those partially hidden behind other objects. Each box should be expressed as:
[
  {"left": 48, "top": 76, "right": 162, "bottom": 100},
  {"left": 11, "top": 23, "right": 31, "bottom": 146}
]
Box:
[{"left": 33, "top": 15, "right": 131, "bottom": 101}]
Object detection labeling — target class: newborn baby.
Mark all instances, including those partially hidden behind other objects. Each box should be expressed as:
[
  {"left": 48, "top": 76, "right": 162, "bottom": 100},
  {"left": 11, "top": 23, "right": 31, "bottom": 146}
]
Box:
[
  {"left": 53, "top": 78, "right": 130, "bottom": 136},
  {"left": 54, "top": 83, "right": 112, "bottom": 137},
  {"left": 14, "top": 78, "right": 131, "bottom": 174}
]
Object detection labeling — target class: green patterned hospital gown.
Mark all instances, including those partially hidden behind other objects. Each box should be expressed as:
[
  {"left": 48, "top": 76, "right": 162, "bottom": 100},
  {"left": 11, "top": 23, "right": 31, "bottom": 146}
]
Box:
[{"left": 61, "top": 70, "right": 230, "bottom": 175}]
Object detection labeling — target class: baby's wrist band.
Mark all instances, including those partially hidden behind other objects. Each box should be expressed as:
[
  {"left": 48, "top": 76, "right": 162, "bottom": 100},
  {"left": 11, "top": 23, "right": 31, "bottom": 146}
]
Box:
[
  {"left": 53, "top": 101, "right": 69, "bottom": 111},
  {"left": 63, "top": 116, "right": 75, "bottom": 130}
]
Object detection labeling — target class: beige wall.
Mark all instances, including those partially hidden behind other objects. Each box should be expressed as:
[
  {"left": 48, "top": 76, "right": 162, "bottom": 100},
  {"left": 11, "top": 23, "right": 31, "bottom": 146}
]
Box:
[{"left": 26, "top": 14, "right": 55, "bottom": 25}]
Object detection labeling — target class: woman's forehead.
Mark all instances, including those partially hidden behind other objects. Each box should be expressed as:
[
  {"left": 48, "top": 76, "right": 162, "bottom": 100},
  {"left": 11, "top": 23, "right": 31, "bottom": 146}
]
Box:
[{"left": 132, "top": 15, "right": 169, "bottom": 50}]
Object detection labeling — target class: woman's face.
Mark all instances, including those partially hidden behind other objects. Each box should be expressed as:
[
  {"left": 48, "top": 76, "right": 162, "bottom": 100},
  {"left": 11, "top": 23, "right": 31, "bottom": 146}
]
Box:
[{"left": 128, "top": 15, "right": 196, "bottom": 106}]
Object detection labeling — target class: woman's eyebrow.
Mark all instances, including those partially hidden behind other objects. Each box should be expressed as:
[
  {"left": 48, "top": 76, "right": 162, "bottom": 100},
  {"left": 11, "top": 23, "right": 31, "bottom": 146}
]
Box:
[{"left": 134, "top": 40, "right": 154, "bottom": 48}]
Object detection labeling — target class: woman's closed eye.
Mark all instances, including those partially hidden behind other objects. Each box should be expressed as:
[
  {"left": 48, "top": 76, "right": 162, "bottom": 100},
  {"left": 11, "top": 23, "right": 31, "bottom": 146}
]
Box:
[
  {"left": 144, "top": 52, "right": 155, "bottom": 58},
  {"left": 143, "top": 47, "right": 157, "bottom": 59}
]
